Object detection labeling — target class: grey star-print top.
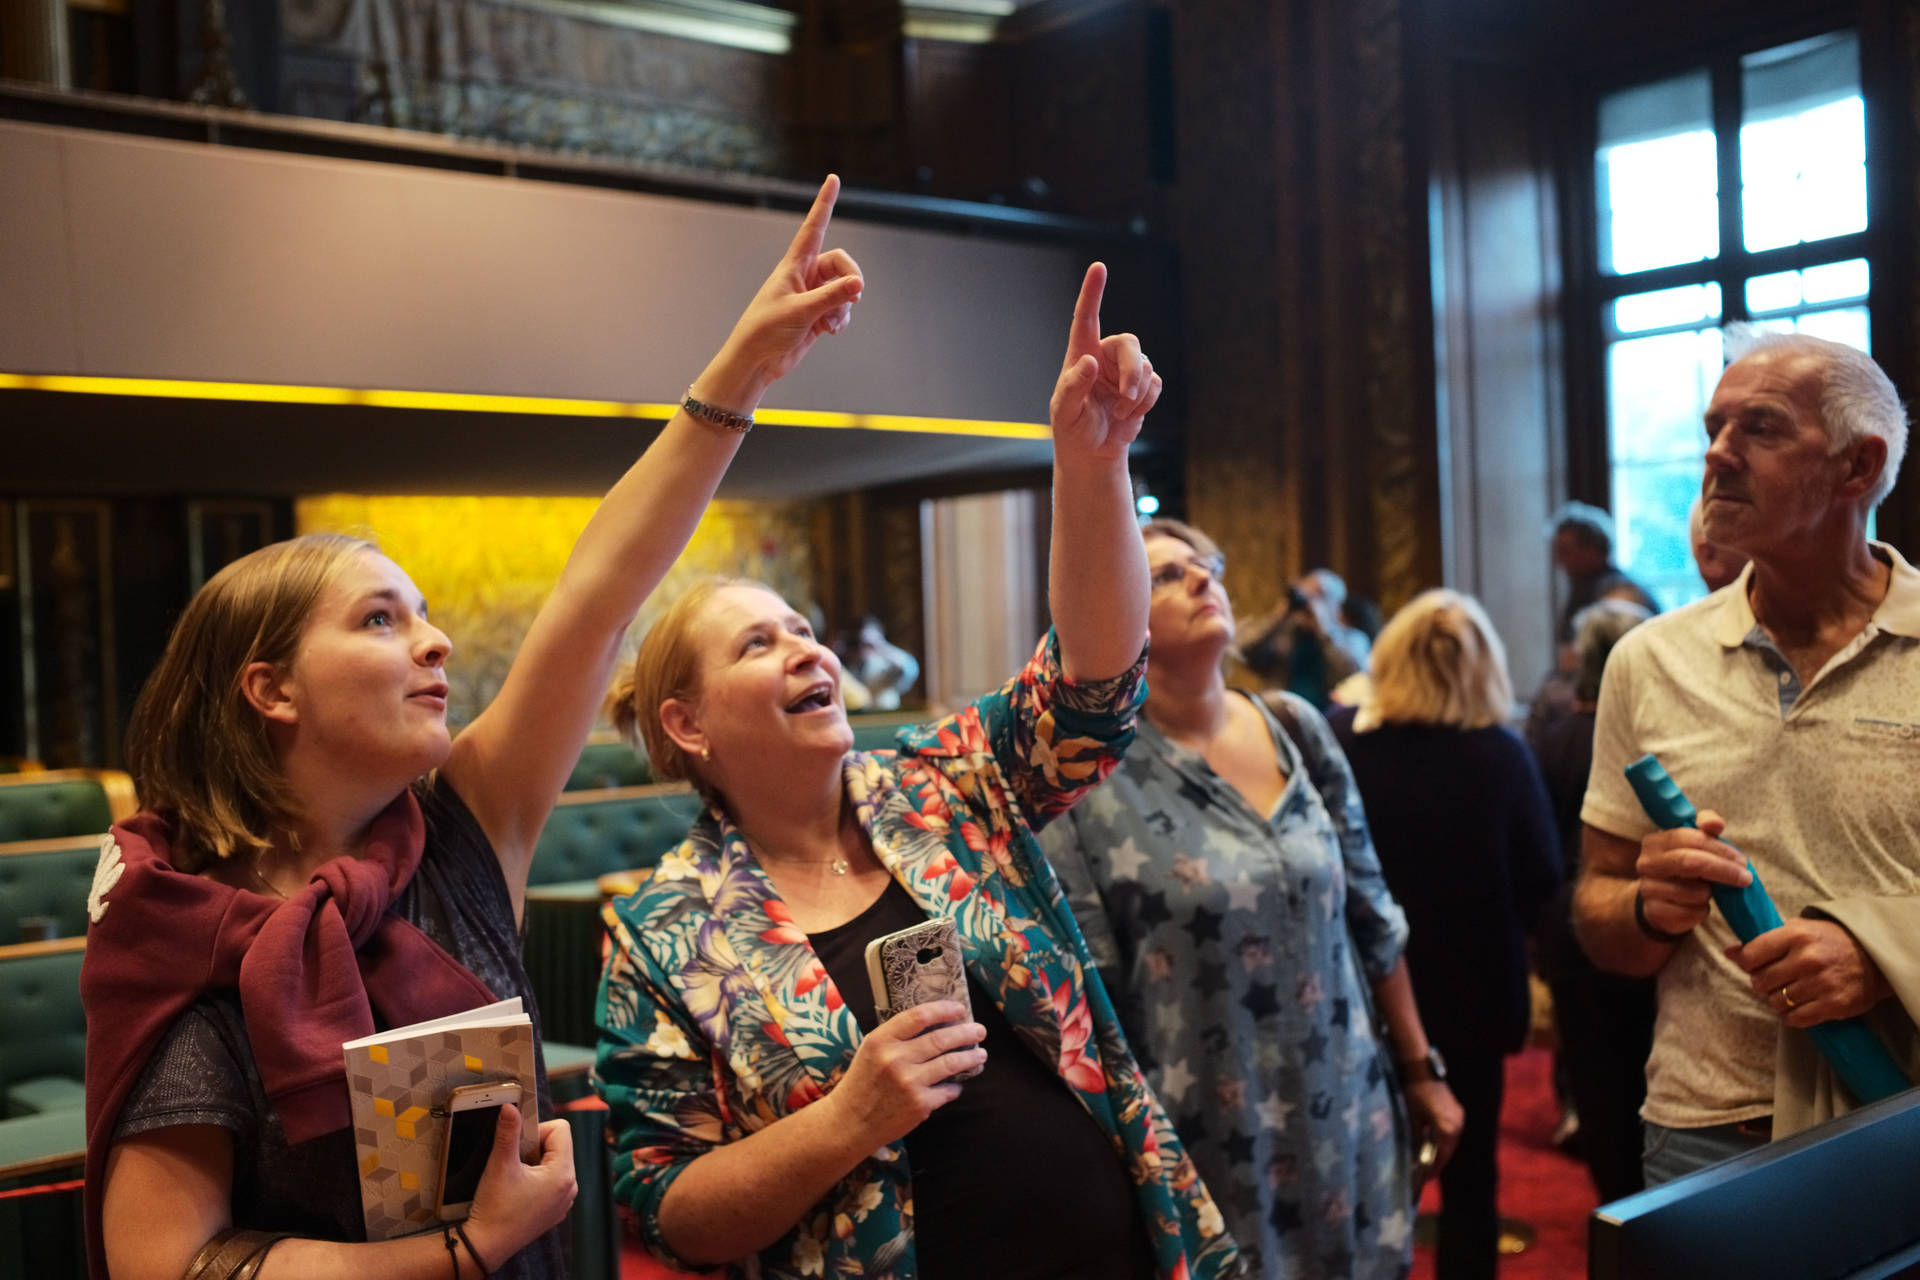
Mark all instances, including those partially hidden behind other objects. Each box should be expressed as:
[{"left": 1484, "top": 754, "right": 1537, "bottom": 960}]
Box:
[{"left": 1041, "top": 690, "right": 1414, "bottom": 1280}]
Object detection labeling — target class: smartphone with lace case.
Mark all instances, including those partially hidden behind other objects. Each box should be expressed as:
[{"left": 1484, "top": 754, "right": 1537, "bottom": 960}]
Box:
[{"left": 863, "top": 916, "right": 983, "bottom": 1080}]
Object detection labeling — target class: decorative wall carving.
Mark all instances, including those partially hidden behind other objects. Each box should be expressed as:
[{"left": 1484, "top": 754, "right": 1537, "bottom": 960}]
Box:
[
  {"left": 1165, "top": 0, "right": 1296, "bottom": 611},
  {"left": 20, "top": 502, "right": 117, "bottom": 768},
  {"left": 1171, "top": 0, "right": 1442, "bottom": 623},
  {"left": 1345, "top": 0, "right": 1440, "bottom": 613},
  {"left": 280, "top": 0, "right": 794, "bottom": 172}
]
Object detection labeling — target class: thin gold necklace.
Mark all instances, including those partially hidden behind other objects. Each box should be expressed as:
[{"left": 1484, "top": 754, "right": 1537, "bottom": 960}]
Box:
[{"left": 247, "top": 860, "right": 291, "bottom": 900}]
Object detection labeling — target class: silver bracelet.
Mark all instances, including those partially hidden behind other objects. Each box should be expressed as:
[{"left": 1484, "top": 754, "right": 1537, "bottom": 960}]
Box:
[{"left": 682, "top": 388, "right": 754, "bottom": 433}]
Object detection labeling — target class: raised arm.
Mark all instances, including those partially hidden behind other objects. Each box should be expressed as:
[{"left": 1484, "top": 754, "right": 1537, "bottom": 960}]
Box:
[
  {"left": 443, "top": 177, "right": 865, "bottom": 906},
  {"left": 1047, "top": 263, "right": 1156, "bottom": 683}
]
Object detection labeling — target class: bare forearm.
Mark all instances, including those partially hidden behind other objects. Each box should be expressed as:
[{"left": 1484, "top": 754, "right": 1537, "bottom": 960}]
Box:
[
  {"left": 656, "top": 1096, "right": 875, "bottom": 1266},
  {"left": 259, "top": 1229, "right": 499, "bottom": 1280},
  {"left": 1371, "top": 958, "right": 1433, "bottom": 1065},
  {"left": 1572, "top": 868, "right": 1675, "bottom": 977},
  {"left": 1049, "top": 455, "right": 1148, "bottom": 683}
]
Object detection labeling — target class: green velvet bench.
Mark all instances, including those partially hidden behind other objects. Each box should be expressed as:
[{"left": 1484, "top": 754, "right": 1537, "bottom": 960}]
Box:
[
  {"left": 0, "top": 938, "right": 86, "bottom": 1119},
  {"left": 523, "top": 784, "right": 701, "bottom": 1047},
  {"left": 529, "top": 784, "right": 701, "bottom": 888},
  {"left": 0, "top": 838, "right": 99, "bottom": 945},
  {"left": 564, "top": 736, "right": 653, "bottom": 791},
  {"left": 0, "top": 770, "right": 136, "bottom": 844},
  {"left": 847, "top": 711, "right": 929, "bottom": 754}
]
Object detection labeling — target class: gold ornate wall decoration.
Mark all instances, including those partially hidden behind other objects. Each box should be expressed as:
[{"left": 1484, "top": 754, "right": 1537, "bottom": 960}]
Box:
[
  {"left": 19, "top": 501, "right": 117, "bottom": 768},
  {"left": 1164, "top": 0, "right": 1300, "bottom": 608},
  {"left": 1171, "top": 0, "right": 1442, "bottom": 620},
  {"left": 296, "top": 495, "right": 819, "bottom": 725},
  {"left": 1346, "top": 0, "right": 1437, "bottom": 615}
]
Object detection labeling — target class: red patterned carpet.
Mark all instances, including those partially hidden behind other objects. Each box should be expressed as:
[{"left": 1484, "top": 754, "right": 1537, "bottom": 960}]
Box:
[
  {"left": 1409, "top": 1046, "right": 1599, "bottom": 1280},
  {"left": 622, "top": 1046, "right": 1599, "bottom": 1279}
]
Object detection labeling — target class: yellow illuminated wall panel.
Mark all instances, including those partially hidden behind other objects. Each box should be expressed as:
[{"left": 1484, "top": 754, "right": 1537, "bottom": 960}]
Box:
[{"left": 296, "top": 495, "right": 818, "bottom": 722}]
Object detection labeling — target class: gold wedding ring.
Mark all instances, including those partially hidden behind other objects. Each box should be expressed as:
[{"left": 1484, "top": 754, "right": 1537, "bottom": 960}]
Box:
[{"left": 1779, "top": 987, "right": 1796, "bottom": 1010}]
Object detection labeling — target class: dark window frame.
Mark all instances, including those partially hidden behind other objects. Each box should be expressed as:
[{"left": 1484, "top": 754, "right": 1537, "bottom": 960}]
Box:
[
  {"left": 1561, "top": 5, "right": 1891, "bottom": 516},
  {"left": 1559, "top": 6, "right": 1889, "bottom": 514}
]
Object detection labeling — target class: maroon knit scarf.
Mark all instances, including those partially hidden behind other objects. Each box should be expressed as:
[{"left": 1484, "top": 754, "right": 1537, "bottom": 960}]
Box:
[{"left": 80, "top": 790, "right": 497, "bottom": 1275}]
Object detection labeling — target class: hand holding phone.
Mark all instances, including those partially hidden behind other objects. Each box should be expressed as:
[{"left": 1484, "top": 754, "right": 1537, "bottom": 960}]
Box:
[
  {"left": 443, "top": 1096, "right": 580, "bottom": 1267},
  {"left": 437, "top": 1081, "right": 527, "bottom": 1221},
  {"left": 827, "top": 999, "right": 988, "bottom": 1151},
  {"left": 863, "top": 917, "right": 982, "bottom": 1082}
]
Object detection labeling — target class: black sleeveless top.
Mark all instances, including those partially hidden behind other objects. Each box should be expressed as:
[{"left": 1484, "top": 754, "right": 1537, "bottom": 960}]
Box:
[{"left": 808, "top": 879, "right": 1154, "bottom": 1280}]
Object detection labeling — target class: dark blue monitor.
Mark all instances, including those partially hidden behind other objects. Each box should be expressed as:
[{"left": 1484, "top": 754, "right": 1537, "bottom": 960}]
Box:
[{"left": 1590, "top": 1088, "right": 1920, "bottom": 1280}]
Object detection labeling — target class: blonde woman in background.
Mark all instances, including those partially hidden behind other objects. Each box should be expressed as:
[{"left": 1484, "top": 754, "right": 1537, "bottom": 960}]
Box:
[{"left": 1326, "top": 590, "right": 1561, "bottom": 1280}]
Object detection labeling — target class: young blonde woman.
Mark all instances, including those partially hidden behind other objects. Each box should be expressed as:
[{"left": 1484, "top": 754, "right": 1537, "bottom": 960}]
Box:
[
  {"left": 594, "top": 266, "right": 1243, "bottom": 1280},
  {"left": 1326, "top": 590, "right": 1561, "bottom": 1280},
  {"left": 83, "top": 178, "right": 865, "bottom": 1280},
  {"left": 1040, "top": 519, "right": 1463, "bottom": 1280}
]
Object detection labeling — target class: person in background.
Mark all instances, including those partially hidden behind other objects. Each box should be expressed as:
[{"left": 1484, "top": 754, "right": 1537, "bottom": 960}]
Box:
[
  {"left": 1328, "top": 590, "right": 1561, "bottom": 1280},
  {"left": 1574, "top": 330, "right": 1918, "bottom": 1182},
  {"left": 1044, "top": 518, "right": 1463, "bottom": 1280},
  {"left": 1531, "top": 598, "right": 1654, "bottom": 1204},
  {"left": 594, "top": 265, "right": 1241, "bottom": 1280},
  {"left": 1342, "top": 594, "right": 1384, "bottom": 649},
  {"left": 1526, "top": 503, "right": 1659, "bottom": 757},
  {"left": 1688, "top": 495, "right": 1749, "bottom": 593},
  {"left": 839, "top": 615, "right": 921, "bottom": 710},
  {"left": 86, "top": 177, "right": 867, "bottom": 1280},
  {"left": 1327, "top": 594, "right": 1382, "bottom": 709},
  {"left": 1236, "top": 568, "right": 1365, "bottom": 709},
  {"left": 1299, "top": 570, "right": 1373, "bottom": 668},
  {"left": 1549, "top": 502, "right": 1659, "bottom": 648}
]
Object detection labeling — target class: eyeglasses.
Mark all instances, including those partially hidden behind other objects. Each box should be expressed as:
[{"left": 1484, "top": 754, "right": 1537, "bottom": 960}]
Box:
[{"left": 1149, "top": 554, "right": 1226, "bottom": 591}]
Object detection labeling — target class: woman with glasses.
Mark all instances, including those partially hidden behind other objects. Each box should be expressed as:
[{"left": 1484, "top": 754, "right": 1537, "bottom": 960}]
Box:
[{"left": 1041, "top": 519, "right": 1463, "bottom": 1280}]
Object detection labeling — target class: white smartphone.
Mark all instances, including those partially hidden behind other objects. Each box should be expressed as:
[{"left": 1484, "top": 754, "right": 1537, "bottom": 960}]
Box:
[
  {"left": 863, "top": 916, "right": 982, "bottom": 1081},
  {"left": 436, "top": 1080, "right": 523, "bottom": 1221}
]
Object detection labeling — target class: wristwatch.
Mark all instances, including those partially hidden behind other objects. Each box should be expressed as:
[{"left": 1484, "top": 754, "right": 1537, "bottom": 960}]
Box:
[{"left": 1400, "top": 1046, "right": 1448, "bottom": 1084}]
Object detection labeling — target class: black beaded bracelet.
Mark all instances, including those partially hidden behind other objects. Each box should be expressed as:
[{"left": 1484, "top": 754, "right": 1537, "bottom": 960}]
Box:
[
  {"left": 683, "top": 389, "right": 755, "bottom": 433},
  {"left": 1633, "top": 888, "right": 1691, "bottom": 944},
  {"left": 453, "top": 1223, "right": 493, "bottom": 1279}
]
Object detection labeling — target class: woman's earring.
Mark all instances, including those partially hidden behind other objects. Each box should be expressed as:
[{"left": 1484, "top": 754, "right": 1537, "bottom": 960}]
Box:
[{"left": 701, "top": 746, "right": 712, "bottom": 763}]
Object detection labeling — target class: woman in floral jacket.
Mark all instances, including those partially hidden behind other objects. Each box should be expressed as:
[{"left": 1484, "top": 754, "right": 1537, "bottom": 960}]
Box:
[{"left": 594, "top": 266, "right": 1241, "bottom": 1280}]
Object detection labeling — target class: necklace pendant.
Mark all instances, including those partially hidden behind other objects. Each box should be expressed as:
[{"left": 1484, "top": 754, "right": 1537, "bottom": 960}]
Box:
[{"left": 832, "top": 858, "right": 849, "bottom": 876}]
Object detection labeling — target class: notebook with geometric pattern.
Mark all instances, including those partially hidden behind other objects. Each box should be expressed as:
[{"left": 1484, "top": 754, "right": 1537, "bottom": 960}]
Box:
[{"left": 342, "top": 998, "right": 539, "bottom": 1240}]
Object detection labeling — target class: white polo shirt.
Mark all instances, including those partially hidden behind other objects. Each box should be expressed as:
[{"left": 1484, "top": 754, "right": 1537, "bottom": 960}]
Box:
[{"left": 1582, "top": 541, "right": 1920, "bottom": 1128}]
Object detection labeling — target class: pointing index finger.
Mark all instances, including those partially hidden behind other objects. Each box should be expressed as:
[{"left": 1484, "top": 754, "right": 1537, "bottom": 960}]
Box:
[
  {"left": 1067, "top": 262, "right": 1107, "bottom": 362},
  {"left": 786, "top": 174, "right": 841, "bottom": 263}
]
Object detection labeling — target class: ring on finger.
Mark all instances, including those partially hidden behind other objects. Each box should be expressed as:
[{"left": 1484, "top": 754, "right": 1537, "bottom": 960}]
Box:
[{"left": 1778, "top": 986, "right": 1796, "bottom": 1010}]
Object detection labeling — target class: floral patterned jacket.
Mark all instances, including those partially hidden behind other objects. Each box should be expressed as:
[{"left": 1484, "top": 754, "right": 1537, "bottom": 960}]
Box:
[{"left": 594, "top": 632, "right": 1242, "bottom": 1280}]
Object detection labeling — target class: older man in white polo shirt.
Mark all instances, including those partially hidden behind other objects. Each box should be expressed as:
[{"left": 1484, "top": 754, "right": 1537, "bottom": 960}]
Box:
[{"left": 1574, "top": 329, "right": 1919, "bottom": 1185}]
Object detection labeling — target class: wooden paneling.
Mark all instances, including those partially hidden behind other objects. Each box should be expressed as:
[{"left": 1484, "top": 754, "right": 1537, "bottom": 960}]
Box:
[{"left": 1429, "top": 53, "right": 1565, "bottom": 696}]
